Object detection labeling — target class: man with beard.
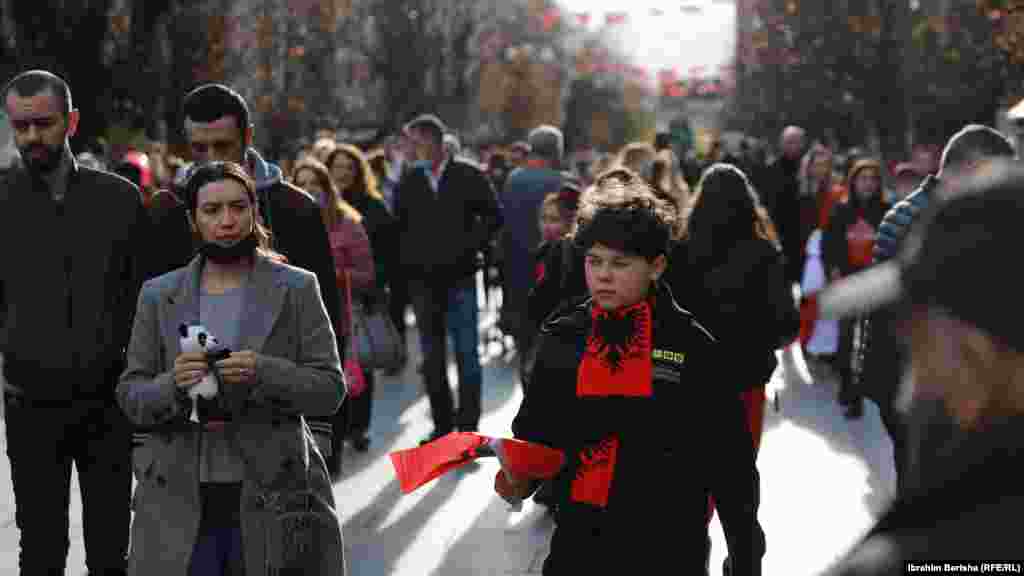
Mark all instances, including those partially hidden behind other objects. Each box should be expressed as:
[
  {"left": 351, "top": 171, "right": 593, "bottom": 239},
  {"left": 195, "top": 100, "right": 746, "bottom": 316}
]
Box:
[
  {"left": 760, "top": 126, "right": 806, "bottom": 287},
  {"left": 147, "top": 84, "right": 344, "bottom": 474},
  {"left": 0, "top": 69, "right": 149, "bottom": 575}
]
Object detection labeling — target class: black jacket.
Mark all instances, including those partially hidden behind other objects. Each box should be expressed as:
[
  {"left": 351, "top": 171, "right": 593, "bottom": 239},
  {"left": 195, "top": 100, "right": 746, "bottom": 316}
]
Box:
[
  {"left": 825, "top": 415, "right": 1024, "bottom": 575},
  {"left": 526, "top": 237, "right": 586, "bottom": 333},
  {"left": 683, "top": 238, "right": 789, "bottom": 389},
  {"left": 348, "top": 193, "right": 397, "bottom": 295},
  {"left": 761, "top": 156, "right": 803, "bottom": 283},
  {"left": 0, "top": 163, "right": 149, "bottom": 402},
  {"left": 513, "top": 283, "right": 765, "bottom": 574},
  {"left": 394, "top": 159, "right": 503, "bottom": 283},
  {"left": 823, "top": 198, "right": 888, "bottom": 278}
]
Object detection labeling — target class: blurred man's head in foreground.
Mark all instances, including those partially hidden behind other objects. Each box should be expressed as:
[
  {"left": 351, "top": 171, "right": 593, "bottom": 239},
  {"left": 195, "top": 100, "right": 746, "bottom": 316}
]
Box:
[{"left": 938, "top": 124, "right": 1015, "bottom": 179}]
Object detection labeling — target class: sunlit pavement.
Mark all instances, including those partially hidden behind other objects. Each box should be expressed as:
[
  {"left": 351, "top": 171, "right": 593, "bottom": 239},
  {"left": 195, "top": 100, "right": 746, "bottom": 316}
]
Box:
[{"left": 0, "top": 314, "right": 897, "bottom": 575}]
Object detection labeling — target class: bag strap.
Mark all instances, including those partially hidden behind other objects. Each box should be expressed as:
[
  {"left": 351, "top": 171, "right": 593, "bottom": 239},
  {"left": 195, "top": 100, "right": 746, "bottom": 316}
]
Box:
[
  {"left": 344, "top": 269, "right": 359, "bottom": 359},
  {"left": 559, "top": 238, "right": 574, "bottom": 296}
]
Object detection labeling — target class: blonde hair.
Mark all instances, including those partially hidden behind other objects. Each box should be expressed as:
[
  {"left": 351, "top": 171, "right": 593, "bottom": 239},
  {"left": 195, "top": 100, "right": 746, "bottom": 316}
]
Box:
[
  {"left": 291, "top": 158, "right": 363, "bottom": 231},
  {"left": 650, "top": 148, "right": 691, "bottom": 209},
  {"left": 800, "top": 144, "right": 834, "bottom": 198}
]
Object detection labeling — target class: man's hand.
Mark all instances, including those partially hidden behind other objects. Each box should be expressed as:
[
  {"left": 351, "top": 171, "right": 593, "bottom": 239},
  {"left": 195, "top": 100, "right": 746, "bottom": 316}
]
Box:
[
  {"left": 173, "top": 352, "right": 209, "bottom": 389},
  {"left": 214, "top": 350, "right": 260, "bottom": 386}
]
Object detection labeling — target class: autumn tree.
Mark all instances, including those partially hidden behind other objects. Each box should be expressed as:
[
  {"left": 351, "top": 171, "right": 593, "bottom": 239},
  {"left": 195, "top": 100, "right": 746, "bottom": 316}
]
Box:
[{"left": 1, "top": 0, "right": 116, "bottom": 149}]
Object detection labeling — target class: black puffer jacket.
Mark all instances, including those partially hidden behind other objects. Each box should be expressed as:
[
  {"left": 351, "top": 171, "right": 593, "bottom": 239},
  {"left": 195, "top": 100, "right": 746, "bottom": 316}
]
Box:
[{"left": 872, "top": 174, "right": 939, "bottom": 263}]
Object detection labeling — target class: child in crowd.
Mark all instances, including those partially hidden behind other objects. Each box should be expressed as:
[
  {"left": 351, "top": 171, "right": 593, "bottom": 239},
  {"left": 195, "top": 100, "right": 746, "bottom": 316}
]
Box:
[
  {"left": 498, "top": 168, "right": 765, "bottom": 575},
  {"left": 521, "top": 181, "right": 583, "bottom": 394}
]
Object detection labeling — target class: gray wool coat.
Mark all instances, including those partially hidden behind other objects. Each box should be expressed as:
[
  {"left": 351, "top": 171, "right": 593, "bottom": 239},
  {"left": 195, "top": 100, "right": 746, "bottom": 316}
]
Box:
[{"left": 117, "top": 254, "right": 346, "bottom": 575}]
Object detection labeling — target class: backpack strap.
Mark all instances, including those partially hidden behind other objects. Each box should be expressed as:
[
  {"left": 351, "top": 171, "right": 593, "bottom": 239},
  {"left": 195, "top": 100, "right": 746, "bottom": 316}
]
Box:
[{"left": 559, "top": 238, "right": 575, "bottom": 296}]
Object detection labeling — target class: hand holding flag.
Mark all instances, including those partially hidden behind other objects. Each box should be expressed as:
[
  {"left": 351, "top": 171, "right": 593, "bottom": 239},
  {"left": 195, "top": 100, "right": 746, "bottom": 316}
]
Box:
[{"left": 389, "top": 432, "right": 564, "bottom": 495}]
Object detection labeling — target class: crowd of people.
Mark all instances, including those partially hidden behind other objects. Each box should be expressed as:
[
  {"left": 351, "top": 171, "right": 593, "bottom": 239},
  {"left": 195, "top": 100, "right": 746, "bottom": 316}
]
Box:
[{"left": 1, "top": 65, "right": 1023, "bottom": 576}]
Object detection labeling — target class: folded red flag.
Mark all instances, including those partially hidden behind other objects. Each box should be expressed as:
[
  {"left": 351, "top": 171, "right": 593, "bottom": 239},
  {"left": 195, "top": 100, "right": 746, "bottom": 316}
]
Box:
[
  {"left": 493, "top": 435, "right": 564, "bottom": 479},
  {"left": 389, "top": 432, "right": 564, "bottom": 494}
]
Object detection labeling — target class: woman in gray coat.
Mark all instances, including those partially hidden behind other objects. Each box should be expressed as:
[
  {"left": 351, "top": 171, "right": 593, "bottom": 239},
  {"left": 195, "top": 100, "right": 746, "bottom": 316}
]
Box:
[{"left": 118, "top": 161, "right": 346, "bottom": 575}]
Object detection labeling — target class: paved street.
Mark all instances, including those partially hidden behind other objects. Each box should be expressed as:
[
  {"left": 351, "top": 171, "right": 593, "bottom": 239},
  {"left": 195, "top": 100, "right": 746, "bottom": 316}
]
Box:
[{"left": 0, "top": 304, "right": 897, "bottom": 575}]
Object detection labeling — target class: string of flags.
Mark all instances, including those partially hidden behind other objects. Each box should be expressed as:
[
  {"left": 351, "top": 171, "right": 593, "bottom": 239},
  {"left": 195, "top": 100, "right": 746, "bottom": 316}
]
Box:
[{"left": 520, "top": 5, "right": 719, "bottom": 30}]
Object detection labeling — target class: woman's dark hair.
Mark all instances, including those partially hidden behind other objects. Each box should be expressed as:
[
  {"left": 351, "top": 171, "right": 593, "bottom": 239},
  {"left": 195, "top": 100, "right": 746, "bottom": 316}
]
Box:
[
  {"left": 571, "top": 167, "right": 679, "bottom": 260},
  {"left": 184, "top": 161, "right": 281, "bottom": 260},
  {"left": 687, "top": 163, "right": 780, "bottom": 266}
]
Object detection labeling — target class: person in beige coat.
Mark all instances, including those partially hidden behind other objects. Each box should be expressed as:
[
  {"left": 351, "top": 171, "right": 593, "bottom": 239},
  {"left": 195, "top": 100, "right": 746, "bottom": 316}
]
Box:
[{"left": 118, "top": 161, "right": 346, "bottom": 575}]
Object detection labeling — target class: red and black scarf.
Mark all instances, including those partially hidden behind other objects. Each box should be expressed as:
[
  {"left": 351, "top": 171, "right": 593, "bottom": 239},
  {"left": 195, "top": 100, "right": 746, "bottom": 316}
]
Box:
[
  {"left": 571, "top": 299, "right": 654, "bottom": 507},
  {"left": 577, "top": 299, "right": 654, "bottom": 398}
]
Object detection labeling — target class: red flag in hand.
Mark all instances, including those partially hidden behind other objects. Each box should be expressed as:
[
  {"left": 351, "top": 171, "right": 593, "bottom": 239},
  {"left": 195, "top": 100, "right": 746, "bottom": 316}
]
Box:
[
  {"left": 389, "top": 432, "right": 564, "bottom": 494},
  {"left": 491, "top": 436, "right": 564, "bottom": 479}
]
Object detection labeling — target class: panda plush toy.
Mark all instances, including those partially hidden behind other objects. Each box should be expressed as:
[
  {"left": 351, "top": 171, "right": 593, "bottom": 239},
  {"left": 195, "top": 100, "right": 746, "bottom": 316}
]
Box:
[{"left": 178, "top": 323, "right": 230, "bottom": 423}]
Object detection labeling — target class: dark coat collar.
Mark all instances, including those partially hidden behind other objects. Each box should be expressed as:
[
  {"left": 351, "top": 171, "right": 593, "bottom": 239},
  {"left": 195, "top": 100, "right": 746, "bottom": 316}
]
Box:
[{"left": 541, "top": 280, "right": 717, "bottom": 344}]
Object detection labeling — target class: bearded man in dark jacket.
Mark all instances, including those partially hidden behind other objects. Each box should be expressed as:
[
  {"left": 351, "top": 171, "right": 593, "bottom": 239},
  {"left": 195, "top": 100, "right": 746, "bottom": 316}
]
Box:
[{"left": 0, "top": 69, "right": 150, "bottom": 576}]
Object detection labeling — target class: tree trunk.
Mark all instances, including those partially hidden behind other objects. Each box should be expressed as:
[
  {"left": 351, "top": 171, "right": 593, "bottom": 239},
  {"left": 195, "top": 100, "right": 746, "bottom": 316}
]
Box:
[{"left": 874, "top": 0, "right": 910, "bottom": 164}]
